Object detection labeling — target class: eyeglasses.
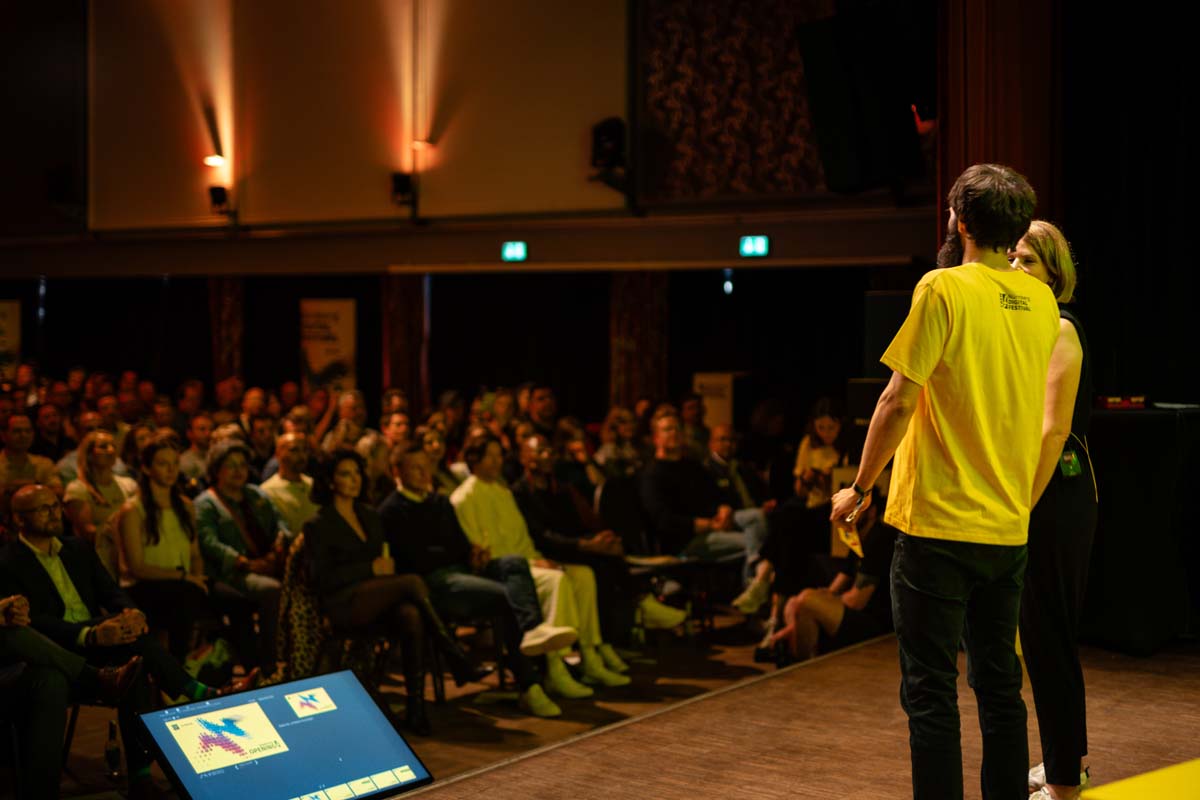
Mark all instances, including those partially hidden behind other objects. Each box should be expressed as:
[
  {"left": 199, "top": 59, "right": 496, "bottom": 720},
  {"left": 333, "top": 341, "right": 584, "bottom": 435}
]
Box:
[{"left": 20, "top": 501, "right": 62, "bottom": 517}]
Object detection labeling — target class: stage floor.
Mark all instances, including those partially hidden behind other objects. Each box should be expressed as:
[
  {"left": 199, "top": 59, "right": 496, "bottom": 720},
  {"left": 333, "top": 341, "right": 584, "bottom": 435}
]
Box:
[{"left": 406, "top": 635, "right": 1200, "bottom": 799}]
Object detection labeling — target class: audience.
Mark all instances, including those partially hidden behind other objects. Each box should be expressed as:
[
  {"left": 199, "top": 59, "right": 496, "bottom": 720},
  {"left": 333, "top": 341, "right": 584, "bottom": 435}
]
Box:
[
  {"left": 305, "top": 449, "right": 491, "bottom": 735},
  {"left": 0, "top": 359, "right": 895, "bottom": 795},
  {"left": 451, "top": 436, "right": 631, "bottom": 698}
]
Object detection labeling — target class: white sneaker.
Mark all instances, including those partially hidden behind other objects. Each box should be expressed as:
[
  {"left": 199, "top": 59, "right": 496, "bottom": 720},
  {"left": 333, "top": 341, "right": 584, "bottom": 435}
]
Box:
[
  {"left": 1029, "top": 763, "right": 1090, "bottom": 795},
  {"left": 520, "top": 623, "right": 578, "bottom": 657},
  {"left": 638, "top": 594, "right": 687, "bottom": 630},
  {"left": 732, "top": 579, "right": 770, "bottom": 615}
]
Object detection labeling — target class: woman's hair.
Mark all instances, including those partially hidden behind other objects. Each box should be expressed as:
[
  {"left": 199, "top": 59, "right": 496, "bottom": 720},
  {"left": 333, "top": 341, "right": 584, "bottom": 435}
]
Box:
[
  {"left": 601, "top": 406, "right": 634, "bottom": 444},
  {"left": 803, "top": 397, "right": 846, "bottom": 453},
  {"left": 1021, "top": 219, "right": 1077, "bottom": 302},
  {"left": 75, "top": 430, "right": 117, "bottom": 506},
  {"left": 138, "top": 431, "right": 195, "bottom": 545},
  {"left": 204, "top": 438, "right": 254, "bottom": 485},
  {"left": 310, "top": 447, "right": 366, "bottom": 506},
  {"left": 121, "top": 422, "right": 156, "bottom": 470}
]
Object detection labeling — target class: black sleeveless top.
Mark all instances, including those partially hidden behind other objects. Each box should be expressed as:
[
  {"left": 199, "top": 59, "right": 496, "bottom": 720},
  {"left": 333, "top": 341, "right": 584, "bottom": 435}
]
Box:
[{"left": 1060, "top": 306, "right": 1091, "bottom": 439}]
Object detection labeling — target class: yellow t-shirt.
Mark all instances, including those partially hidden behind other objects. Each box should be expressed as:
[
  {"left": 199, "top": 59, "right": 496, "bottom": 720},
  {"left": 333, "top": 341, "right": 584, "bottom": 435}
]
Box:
[{"left": 881, "top": 263, "right": 1060, "bottom": 546}]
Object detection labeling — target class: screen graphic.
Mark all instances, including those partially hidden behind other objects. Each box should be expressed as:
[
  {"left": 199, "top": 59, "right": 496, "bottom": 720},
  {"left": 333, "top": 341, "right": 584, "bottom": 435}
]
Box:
[
  {"left": 139, "top": 670, "right": 431, "bottom": 800},
  {"left": 285, "top": 687, "right": 338, "bottom": 718},
  {"left": 166, "top": 702, "right": 289, "bottom": 774}
]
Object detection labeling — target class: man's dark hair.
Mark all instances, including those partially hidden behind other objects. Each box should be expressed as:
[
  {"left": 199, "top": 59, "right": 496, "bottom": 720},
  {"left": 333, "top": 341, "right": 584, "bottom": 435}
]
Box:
[
  {"left": 461, "top": 434, "right": 501, "bottom": 471},
  {"left": 389, "top": 441, "right": 426, "bottom": 473},
  {"left": 947, "top": 163, "right": 1037, "bottom": 252}
]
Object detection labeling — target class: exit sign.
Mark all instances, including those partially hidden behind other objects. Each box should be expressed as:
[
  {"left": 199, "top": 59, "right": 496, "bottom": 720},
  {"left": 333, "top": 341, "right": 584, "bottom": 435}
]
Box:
[
  {"left": 739, "top": 235, "right": 770, "bottom": 258},
  {"left": 501, "top": 241, "right": 528, "bottom": 262}
]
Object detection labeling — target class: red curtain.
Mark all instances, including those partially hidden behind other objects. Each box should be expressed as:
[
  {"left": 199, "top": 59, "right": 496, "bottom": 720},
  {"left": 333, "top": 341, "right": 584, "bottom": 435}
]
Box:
[{"left": 609, "top": 271, "right": 669, "bottom": 408}]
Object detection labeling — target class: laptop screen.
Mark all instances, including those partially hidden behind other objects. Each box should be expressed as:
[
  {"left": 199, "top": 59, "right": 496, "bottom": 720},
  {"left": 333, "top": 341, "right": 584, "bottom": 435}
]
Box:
[{"left": 137, "top": 670, "right": 432, "bottom": 800}]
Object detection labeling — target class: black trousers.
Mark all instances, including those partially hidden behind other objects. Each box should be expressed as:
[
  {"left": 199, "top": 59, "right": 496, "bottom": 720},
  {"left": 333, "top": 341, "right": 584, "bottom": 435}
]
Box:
[
  {"left": 1019, "top": 457, "right": 1098, "bottom": 786},
  {"left": 892, "top": 533, "right": 1029, "bottom": 800},
  {"left": 128, "top": 579, "right": 215, "bottom": 660}
]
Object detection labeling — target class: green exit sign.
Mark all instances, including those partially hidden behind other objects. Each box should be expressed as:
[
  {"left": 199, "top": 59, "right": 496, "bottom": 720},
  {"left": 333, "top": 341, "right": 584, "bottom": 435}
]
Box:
[
  {"left": 739, "top": 235, "right": 770, "bottom": 258},
  {"left": 501, "top": 241, "right": 528, "bottom": 262}
]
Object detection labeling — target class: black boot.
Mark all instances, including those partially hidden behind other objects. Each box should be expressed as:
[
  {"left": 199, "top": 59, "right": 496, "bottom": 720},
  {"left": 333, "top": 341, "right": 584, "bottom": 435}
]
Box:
[
  {"left": 405, "top": 682, "right": 432, "bottom": 736},
  {"left": 418, "top": 597, "right": 495, "bottom": 687}
]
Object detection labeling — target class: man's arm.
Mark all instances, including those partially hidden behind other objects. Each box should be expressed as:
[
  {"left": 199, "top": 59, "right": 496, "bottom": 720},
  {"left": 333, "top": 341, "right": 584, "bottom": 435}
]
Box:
[
  {"left": 830, "top": 371, "right": 921, "bottom": 523},
  {"left": 1030, "top": 319, "right": 1082, "bottom": 507}
]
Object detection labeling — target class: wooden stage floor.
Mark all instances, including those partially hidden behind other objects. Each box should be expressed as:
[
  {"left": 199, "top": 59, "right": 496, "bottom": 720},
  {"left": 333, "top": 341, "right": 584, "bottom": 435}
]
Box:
[{"left": 405, "top": 636, "right": 1200, "bottom": 799}]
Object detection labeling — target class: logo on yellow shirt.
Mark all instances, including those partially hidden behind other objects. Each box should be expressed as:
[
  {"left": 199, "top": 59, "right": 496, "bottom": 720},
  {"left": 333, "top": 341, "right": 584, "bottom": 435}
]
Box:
[{"left": 999, "top": 292, "right": 1031, "bottom": 311}]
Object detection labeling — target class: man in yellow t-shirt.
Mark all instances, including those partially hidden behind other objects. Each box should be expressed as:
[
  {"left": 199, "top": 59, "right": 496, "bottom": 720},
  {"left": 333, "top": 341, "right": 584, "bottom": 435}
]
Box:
[{"left": 830, "top": 164, "right": 1060, "bottom": 800}]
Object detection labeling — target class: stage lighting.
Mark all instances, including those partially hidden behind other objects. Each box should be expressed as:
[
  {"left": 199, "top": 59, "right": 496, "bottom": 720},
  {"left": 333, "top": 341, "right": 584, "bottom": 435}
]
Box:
[
  {"left": 203, "top": 154, "right": 225, "bottom": 168},
  {"left": 391, "top": 172, "right": 415, "bottom": 207},
  {"left": 208, "top": 185, "right": 230, "bottom": 214}
]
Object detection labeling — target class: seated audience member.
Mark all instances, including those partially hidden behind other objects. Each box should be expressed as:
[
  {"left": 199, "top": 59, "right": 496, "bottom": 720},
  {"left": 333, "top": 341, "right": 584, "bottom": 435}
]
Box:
[
  {"left": 210, "top": 377, "right": 243, "bottom": 427},
  {"left": 419, "top": 426, "right": 462, "bottom": 495},
  {"left": 150, "top": 394, "right": 182, "bottom": 438},
  {"left": 306, "top": 386, "right": 338, "bottom": 445},
  {"left": 0, "top": 395, "right": 12, "bottom": 438},
  {"left": 116, "top": 390, "right": 143, "bottom": 427},
  {"left": 321, "top": 390, "right": 378, "bottom": 453},
  {"left": 195, "top": 439, "right": 288, "bottom": 672},
  {"left": 278, "top": 381, "right": 301, "bottom": 415},
  {"left": 56, "top": 409, "right": 121, "bottom": 484},
  {"left": 704, "top": 424, "right": 771, "bottom": 511},
  {"left": 380, "top": 388, "right": 409, "bottom": 417},
  {"left": 1, "top": 593, "right": 140, "bottom": 799},
  {"left": 1, "top": 413, "right": 64, "bottom": 521},
  {"left": 64, "top": 431, "right": 139, "bottom": 578},
  {"left": 553, "top": 417, "right": 605, "bottom": 498},
  {"left": 178, "top": 412, "right": 214, "bottom": 487},
  {"left": 380, "top": 444, "right": 570, "bottom": 718},
  {"left": 136, "top": 381, "right": 158, "bottom": 418},
  {"left": 246, "top": 412, "right": 277, "bottom": 483},
  {"left": 679, "top": 392, "right": 711, "bottom": 460},
  {"left": 96, "top": 393, "right": 132, "bottom": 455},
  {"left": 595, "top": 406, "right": 644, "bottom": 479},
  {"left": 524, "top": 384, "right": 558, "bottom": 439},
  {"left": 237, "top": 386, "right": 266, "bottom": 438},
  {"left": 260, "top": 432, "right": 321, "bottom": 537},
  {"left": 0, "top": 485, "right": 254, "bottom": 800},
  {"left": 639, "top": 412, "right": 771, "bottom": 590},
  {"left": 514, "top": 434, "right": 686, "bottom": 642},
  {"left": 769, "top": 516, "right": 898, "bottom": 663},
  {"left": 306, "top": 450, "right": 491, "bottom": 735},
  {"left": 356, "top": 432, "right": 395, "bottom": 505},
  {"left": 30, "top": 402, "right": 77, "bottom": 462},
  {"left": 175, "top": 378, "right": 204, "bottom": 424},
  {"left": 451, "top": 436, "right": 630, "bottom": 697},
  {"left": 119, "top": 423, "right": 157, "bottom": 481},
  {"left": 381, "top": 410, "right": 412, "bottom": 451},
  {"left": 118, "top": 433, "right": 213, "bottom": 660}
]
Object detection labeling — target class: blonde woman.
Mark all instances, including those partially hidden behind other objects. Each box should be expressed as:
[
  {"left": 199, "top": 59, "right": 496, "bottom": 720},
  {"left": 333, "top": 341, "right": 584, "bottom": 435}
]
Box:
[
  {"left": 64, "top": 430, "right": 139, "bottom": 577},
  {"left": 1012, "top": 221, "right": 1096, "bottom": 800}
]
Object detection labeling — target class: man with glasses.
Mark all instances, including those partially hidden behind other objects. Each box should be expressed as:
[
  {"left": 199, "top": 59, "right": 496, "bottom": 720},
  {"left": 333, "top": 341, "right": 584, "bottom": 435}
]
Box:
[{"left": 0, "top": 484, "right": 254, "bottom": 799}]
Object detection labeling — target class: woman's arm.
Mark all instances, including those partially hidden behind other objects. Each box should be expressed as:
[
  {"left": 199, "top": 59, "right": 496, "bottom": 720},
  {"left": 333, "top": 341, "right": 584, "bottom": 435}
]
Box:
[{"left": 1030, "top": 319, "right": 1083, "bottom": 507}]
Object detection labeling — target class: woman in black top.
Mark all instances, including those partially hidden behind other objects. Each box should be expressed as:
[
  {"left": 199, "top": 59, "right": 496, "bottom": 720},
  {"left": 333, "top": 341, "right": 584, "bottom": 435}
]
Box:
[
  {"left": 306, "top": 449, "right": 490, "bottom": 735},
  {"left": 1012, "top": 221, "right": 1098, "bottom": 800}
]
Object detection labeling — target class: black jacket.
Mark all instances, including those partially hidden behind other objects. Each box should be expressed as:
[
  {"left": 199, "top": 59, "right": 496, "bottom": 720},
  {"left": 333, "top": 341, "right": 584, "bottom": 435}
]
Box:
[
  {"left": 376, "top": 490, "right": 472, "bottom": 577},
  {"left": 0, "top": 536, "right": 135, "bottom": 651}
]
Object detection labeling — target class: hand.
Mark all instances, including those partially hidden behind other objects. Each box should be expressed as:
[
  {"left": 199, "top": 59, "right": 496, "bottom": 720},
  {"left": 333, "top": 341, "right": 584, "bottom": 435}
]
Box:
[
  {"left": 185, "top": 575, "right": 210, "bottom": 594},
  {"left": 119, "top": 608, "right": 149, "bottom": 638},
  {"left": 469, "top": 545, "right": 491, "bottom": 574},
  {"left": 581, "top": 530, "right": 624, "bottom": 557},
  {"left": 246, "top": 552, "right": 279, "bottom": 576},
  {"left": 0, "top": 595, "right": 30, "bottom": 627},
  {"left": 92, "top": 616, "right": 139, "bottom": 647},
  {"left": 532, "top": 558, "right": 562, "bottom": 571},
  {"left": 761, "top": 499, "right": 778, "bottom": 515},
  {"left": 713, "top": 505, "right": 734, "bottom": 531},
  {"left": 830, "top": 487, "right": 872, "bottom": 526},
  {"left": 371, "top": 556, "right": 396, "bottom": 576}
]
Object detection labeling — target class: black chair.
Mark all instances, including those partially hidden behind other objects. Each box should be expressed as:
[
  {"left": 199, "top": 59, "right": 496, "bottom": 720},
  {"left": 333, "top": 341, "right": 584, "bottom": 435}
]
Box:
[{"left": 427, "top": 618, "right": 510, "bottom": 705}]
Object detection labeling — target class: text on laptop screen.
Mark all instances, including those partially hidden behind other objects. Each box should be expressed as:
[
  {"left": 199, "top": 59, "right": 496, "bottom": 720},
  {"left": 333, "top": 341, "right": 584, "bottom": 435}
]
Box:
[{"left": 139, "top": 670, "right": 431, "bottom": 800}]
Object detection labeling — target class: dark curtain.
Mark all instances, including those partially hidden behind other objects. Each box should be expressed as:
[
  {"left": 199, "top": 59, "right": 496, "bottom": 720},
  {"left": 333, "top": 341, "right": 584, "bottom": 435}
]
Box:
[
  {"left": 207, "top": 276, "right": 244, "bottom": 383},
  {"left": 381, "top": 274, "right": 430, "bottom": 418},
  {"left": 610, "top": 271, "right": 669, "bottom": 408}
]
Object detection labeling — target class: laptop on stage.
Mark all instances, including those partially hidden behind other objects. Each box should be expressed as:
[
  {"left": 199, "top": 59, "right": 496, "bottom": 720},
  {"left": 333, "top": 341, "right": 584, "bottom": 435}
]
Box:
[{"left": 137, "top": 669, "right": 433, "bottom": 800}]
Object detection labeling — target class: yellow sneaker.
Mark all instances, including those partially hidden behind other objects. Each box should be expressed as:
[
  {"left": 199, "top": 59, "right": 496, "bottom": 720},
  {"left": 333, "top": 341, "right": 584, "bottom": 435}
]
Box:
[
  {"left": 545, "top": 655, "right": 594, "bottom": 698},
  {"left": 581, "top": 647, "right": 632, "bottom": 687},
  {"left": 639, "top": 594, "right": 688, "bottom": 629},
  {"left": 518, "top": 684, "right": 562, "bottom": 718},
  {"left": 597, "top": 642, "right": 630, "bottom": 673}
]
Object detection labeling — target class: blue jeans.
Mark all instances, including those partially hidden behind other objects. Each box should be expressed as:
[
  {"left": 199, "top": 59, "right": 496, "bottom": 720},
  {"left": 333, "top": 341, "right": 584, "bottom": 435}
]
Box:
[
  {"left": 891, "top": 533, "right": 1028, "bottom": 800},
  {"left": 425, "top": 555, "right": 542, "bottom": 689}
]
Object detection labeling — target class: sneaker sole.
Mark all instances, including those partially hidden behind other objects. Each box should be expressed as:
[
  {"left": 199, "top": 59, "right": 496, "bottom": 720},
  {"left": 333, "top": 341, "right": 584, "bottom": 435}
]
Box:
[{"left": 520, "top": 629, "right": 579, "bottom": 657}]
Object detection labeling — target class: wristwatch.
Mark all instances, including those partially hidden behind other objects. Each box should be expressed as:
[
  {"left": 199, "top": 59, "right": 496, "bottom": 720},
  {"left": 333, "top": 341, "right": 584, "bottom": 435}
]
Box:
[{"left": 851, "top": 482, "right": 873, "bottom": 499}]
